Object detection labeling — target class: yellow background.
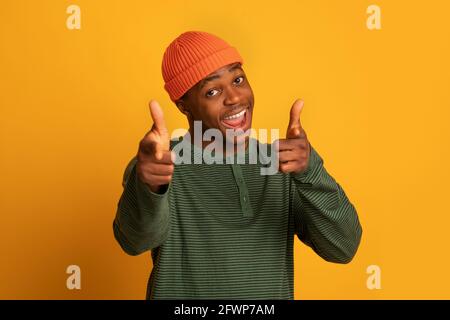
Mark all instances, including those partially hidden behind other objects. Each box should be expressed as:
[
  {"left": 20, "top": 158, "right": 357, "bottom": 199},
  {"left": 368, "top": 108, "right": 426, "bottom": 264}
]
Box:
[{"left": 1, "top": 0, "right": 449, "bottom": 299}]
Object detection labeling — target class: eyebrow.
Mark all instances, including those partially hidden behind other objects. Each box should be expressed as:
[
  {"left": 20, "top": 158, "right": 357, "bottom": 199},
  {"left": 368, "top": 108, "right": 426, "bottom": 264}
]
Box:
[{"left": 198, "top": 63, "right": 243, "bottom": 90}]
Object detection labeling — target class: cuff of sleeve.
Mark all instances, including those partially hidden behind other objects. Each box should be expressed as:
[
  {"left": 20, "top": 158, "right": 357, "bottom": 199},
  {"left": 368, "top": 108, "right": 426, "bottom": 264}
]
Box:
[
  {"left": 133, "top": 168, "right": 171, "bottom": 224},
  {"left": 135, "top": 170, "right": 171, "bottom": 201},
  {"left": 291, "top": 144, "right": 323, "bottom": 184}
]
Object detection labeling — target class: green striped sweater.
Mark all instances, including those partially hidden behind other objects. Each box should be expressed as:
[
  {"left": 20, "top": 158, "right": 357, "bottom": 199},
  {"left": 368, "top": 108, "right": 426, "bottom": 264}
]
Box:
[{"left": 113, "top": 139, "right": 362, "bottom": 299}]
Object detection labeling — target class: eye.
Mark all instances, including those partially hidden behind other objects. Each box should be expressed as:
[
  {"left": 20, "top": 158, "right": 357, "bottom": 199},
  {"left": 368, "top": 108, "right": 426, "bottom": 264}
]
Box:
[
  {"left": 205, "top": 89, "right": 219, "bottom": 97},
  {"left": 234, "top": 76, "right": 245, "bottom": 85}
]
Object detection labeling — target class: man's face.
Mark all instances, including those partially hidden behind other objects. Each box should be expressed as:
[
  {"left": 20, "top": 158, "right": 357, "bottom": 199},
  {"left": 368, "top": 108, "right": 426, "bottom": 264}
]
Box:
[{"left": 177, "top": 62, "right": 254, "bottom": 142}]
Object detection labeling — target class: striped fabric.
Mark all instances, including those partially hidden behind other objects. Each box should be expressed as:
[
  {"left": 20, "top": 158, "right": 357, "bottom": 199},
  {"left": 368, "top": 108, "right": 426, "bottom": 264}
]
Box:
[{"left": 113, "top": 139, "right": 362, "bottom": 299}]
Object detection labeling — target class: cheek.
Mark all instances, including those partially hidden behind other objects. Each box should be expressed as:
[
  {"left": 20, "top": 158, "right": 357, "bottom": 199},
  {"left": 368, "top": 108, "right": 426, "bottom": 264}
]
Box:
[
  {"left": 243, "top": 81, "right": 254, "bottom": 96},
  {"left": 194, "top": 103, "right": 221, "bottom": 126}
]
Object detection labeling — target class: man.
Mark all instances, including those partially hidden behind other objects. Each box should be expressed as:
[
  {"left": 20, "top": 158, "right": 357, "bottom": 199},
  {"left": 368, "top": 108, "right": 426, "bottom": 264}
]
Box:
[{"left": 113, "top": 31, "right": 362, "bottom": 299}]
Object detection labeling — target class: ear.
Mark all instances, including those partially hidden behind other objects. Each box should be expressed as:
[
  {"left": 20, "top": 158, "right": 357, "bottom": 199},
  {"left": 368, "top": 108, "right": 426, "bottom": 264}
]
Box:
[{"left": 176, "top": 99, "right": 191, "bottom": 118}]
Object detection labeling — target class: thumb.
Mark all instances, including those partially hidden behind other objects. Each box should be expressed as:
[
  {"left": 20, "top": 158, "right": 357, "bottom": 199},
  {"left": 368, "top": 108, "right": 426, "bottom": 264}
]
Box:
[
  {"left": 149, "top": 99, "right": 168, "bottom": 134},
  {"left": 287, "top": 99, "right": 304, "bottom": 139}
]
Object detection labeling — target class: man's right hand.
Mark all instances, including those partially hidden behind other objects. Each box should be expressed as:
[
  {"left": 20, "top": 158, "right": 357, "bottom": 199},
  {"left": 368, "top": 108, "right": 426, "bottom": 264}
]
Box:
[{"left": 136, "top": 100, "right": 175, "bottom": 194}]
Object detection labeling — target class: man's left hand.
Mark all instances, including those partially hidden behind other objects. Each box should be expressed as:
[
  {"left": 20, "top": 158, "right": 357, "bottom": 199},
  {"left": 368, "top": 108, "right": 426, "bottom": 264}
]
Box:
[{"left": 276, "top": 99, "right": 311, "bottom": 174}]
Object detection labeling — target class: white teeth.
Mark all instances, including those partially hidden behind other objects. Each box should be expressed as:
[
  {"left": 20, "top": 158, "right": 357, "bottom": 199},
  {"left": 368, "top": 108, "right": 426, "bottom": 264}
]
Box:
[{"left": 224, "top": 109, "right": 246, "bottom": 120}]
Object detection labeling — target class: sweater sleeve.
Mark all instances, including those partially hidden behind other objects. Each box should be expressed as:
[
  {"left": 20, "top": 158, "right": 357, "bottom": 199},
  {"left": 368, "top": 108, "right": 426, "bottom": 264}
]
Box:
[
  {"left": 291, "top": 145, "right": 363, "bottom": 264},
  {"left": 113, "top": 156, "right": 171, "bottom": 256}
]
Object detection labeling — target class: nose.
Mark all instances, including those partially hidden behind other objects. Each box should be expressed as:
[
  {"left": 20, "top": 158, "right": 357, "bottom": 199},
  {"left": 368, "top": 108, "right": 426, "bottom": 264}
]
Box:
[{"left": 223, "top": 86, "right": 242, "bottom": 107}]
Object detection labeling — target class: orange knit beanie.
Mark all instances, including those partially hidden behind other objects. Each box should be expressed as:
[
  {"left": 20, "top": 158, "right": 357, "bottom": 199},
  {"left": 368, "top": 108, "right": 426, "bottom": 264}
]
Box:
[{"left": 161, "top": 31, "right": 244, "bottom": 102}]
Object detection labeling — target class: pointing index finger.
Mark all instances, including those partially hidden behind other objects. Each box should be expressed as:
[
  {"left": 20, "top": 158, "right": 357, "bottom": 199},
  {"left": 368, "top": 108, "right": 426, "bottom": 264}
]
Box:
[
  {"left": 288, "top": 99, "right": 304, "bottom": 129},
  {"left": 286, "top": 99, "right": 305, "bottom": 139},
  {"left": 149, "top": 99, "right": 167, "bottom": 134}
]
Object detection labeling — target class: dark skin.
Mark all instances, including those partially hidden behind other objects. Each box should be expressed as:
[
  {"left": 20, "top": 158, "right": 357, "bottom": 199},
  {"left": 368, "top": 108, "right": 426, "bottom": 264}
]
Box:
[
  {"left": 136, "top": 62, "right": 311, "bottom": 193},
  {"left": 176, "top": 62, "right": 255, "bottom": 152}
]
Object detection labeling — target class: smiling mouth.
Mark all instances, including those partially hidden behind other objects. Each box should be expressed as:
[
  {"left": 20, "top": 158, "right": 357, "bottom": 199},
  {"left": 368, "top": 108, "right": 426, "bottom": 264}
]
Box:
[{"left": 221, "top": 108, "right": 249, "bottom": 129}]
